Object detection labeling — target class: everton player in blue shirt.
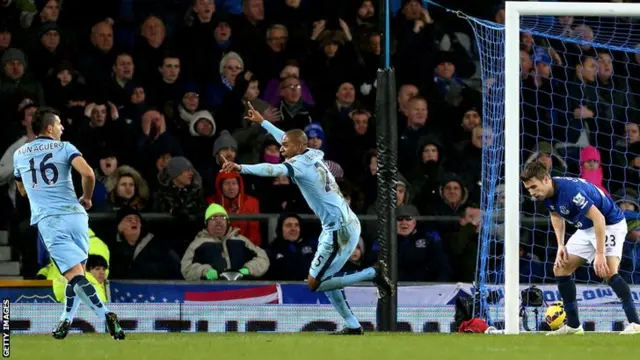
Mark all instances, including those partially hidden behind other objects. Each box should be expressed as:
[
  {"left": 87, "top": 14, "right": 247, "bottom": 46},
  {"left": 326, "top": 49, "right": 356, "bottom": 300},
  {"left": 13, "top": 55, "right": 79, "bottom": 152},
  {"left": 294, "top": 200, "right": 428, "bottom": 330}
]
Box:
[
  {"left": 13, "top": 107, "right": 125, "bottom": 340},
  {"left": 221, "top": 103, "right": 391, "bottom": 335},
  {"left": 521, "top": 162, "right": 640, "bottom": 335}
]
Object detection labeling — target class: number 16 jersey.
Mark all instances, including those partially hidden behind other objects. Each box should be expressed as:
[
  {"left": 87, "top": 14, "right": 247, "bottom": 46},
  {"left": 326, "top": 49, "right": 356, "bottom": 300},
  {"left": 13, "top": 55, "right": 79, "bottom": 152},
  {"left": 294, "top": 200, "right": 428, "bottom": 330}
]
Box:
[
  {"left": 283, "top": 149, "right": 356, "bottom": 231},
  {"left": 13, "top": 137, "right": 86, "bottom": 225}
]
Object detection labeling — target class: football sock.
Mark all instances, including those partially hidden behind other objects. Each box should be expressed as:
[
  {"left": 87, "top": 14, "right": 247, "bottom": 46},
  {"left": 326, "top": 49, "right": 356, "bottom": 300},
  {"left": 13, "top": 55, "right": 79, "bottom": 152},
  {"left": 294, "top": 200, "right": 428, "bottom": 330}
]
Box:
[
  {"left": 326, "top": 290, "right": 361, "bottom": 329},
  {"left": 608, "top": 274, "right": 640, "bottom": 324},
  {"left": 69, "top": 275, "right": 109, "bottom": 318},
  {"left": 556, "top": 275, "right": 580, "bottom": 328},
  {"left": 60, "top": 282, "right": 81, "bottom": 323},
  {"left": 315, "top": 268, "right": 376, "bottom": 292}
]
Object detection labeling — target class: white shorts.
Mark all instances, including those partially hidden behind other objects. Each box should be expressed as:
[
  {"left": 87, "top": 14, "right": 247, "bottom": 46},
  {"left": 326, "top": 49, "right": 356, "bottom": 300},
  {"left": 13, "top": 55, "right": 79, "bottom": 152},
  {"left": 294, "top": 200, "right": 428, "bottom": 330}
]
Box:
[{"left": 566, "top": 219, "right": 627, "bottom": 263}]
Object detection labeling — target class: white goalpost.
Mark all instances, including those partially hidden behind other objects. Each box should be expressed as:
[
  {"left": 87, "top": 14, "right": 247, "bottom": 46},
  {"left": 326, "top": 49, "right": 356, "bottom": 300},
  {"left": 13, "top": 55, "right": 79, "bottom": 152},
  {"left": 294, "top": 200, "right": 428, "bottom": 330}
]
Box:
[{"left": 503, "top": 1, "right": 640, "bottom": 335}]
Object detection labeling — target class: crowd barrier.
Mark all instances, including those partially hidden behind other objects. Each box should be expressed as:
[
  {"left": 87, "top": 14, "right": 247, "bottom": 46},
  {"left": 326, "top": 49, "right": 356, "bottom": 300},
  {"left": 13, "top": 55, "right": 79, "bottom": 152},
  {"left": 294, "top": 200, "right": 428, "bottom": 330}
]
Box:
[{"left": 2, "top": 281, "right": 639, "bottom": 333}]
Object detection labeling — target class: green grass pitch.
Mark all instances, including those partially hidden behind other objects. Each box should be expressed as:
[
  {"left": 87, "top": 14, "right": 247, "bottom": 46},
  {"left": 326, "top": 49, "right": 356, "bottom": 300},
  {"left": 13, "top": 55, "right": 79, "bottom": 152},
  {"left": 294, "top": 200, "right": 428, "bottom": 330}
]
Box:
[{"left": 8, "top": 333, "right": 639, "bottom": 360}]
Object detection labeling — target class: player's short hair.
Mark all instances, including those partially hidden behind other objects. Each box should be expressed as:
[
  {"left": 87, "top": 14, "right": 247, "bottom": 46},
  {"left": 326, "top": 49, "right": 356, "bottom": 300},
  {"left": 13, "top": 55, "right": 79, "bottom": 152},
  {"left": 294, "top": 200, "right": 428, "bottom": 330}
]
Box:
[
  {"left": 32, "top": 106, "right": 60, "bottom": 135},
  {"left": 520, "top": 161, "right": 550, "bottom": 182},
  {"left": 285, "top": 129, "right": 307, "bottom": 145}
]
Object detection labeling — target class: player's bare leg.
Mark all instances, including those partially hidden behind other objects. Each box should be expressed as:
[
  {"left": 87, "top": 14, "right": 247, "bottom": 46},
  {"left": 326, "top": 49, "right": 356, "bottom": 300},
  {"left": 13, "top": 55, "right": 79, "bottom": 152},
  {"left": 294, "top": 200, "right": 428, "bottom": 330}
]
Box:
[
  {"left": 601, "top": 256, "right": 640, "bottom": 335},
  {"left": 547, "top": 254, "right": 585, "bottom": 336}
]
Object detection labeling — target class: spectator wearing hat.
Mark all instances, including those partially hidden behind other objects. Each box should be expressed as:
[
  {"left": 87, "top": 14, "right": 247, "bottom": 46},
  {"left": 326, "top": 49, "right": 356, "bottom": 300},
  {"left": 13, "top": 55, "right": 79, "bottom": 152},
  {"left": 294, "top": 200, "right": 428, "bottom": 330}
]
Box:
[
  {"left": 210, "top": 166, "right": 262, "bottom": 246},
  {"left": 28, "top": 22, "right": 69, "bottom": 81},
  {"left": 411, "top": 135, "right": 447, "bottom": 209},
  {"left": 614, "top": 188, "right": 640, "bottom": 213},
  {"left": 0, "top": 48, "right": 45, "bottom": 111},
  {"left": 369, "top": 205, "right": 451, "bottom": 281},
  {"left": 212, "top": 129, "right": 239, "bottom": 183},
  {"left": 184, "top": 109, "right": 217, "bottom": 191},
  {"left": 98, "top": 165, "right": 150, "bottom": 213},
  {"left": 110, "top": 207, "right": 182, "bottom": 280},
  {"left": 154, "top": 156, "right": 206, "bottom": 217},
  {"left": 265, "top": 213, "right": 317, "bottom": 280},
  {"left": 424, "top": 174, "right": 469, "bottom": 227},
  {"left": 304, "top": 123, "right": 325, "bottom": 151},
  {"left": 181, "top": 203, "right": 269, "bottom": 281}
]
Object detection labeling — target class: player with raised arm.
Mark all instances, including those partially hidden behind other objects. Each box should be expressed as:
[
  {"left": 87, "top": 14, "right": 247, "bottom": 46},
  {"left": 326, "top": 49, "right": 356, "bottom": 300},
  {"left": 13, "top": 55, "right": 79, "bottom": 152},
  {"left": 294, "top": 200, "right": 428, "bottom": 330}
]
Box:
[
  {"left": 13, "top": 107, "right": 125, "bottom": 340},
  {"left": 520, "top": 162, "right": 640, "bottom": 335},
  {"left": 221, "top": 103, "right": 392, "bottom": 335}
]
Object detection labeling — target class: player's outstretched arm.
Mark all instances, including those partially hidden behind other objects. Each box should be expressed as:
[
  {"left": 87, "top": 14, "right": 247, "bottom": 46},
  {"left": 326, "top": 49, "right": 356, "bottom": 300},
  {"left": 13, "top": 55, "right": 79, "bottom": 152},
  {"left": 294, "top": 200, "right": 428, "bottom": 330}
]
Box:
[
  {"left": 239, "top": 163, "right": 289, "bottom": 178},
  {"left": 71, "top": 156, "right": 95, "bottom": 209},
  {"left": 245, "top": 102, "right": 285, "bottom": 144}
]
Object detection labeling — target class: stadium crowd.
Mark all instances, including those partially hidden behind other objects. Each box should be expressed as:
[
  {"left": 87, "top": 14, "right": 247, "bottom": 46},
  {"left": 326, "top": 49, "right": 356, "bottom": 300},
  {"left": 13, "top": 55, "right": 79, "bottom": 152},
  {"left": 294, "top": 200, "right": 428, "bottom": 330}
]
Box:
[{"left": 0, "top": 0, "right": 639, "bottom": 287}]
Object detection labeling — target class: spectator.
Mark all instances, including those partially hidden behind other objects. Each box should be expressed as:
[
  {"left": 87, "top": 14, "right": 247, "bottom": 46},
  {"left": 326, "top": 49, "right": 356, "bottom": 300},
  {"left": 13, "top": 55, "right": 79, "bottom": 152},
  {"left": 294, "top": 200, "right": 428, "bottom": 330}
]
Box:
[
  {"left": 398, "top": 96, "right": 429, "bottom": 175},
  {"left": 411, "top": 136, "right": 446, "bottom": 209},
  {"left": 211, "top": 170, "right": 262, "bottom": 246},
  {"left": 92, "top": 147, "right": 118, "bottom": 206},
  {"left": 0, "top": 48, "right": 45, "bottom": 111},
  {"left": 154, "top": 156, "right": 206, "bottom": 217},
  {"left": 204, "top": 51, "right": 244, "bottom": 108},
  {"left": 265, "top": 213, "right": 316, "bottom": 280},
  {"left": 98, "top": 165, "right": 150, "bottom": 213},
  {"left": 262, "top": 61, "right": 314, "bottom": 107},
  {"left": 276, "top": 75, "right": 314, "bottom": 131},
  {"left": 580, "top": 145, "right": 609, "bottom": 196},
  {"left": 181, "top": 203, "right": 269, "bottom": 280},
  {"left": 614, "top": 188, "right": 639, "bottom": 212},
  {"left": 394, "top": 205, "right": 451, "bottom": 282},
  {"left": 107, "top": 52, "right": 135, "bottom": 108},
  {"left": 110, "top": 207, "right": 182, "bottom": 280}
]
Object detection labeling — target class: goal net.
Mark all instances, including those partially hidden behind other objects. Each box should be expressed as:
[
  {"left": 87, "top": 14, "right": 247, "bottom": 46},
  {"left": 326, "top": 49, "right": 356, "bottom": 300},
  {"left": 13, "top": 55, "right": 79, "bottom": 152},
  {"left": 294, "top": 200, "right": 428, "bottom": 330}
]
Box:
[{"left": 469, "top": 2, "right": 640, "bottom": 333}]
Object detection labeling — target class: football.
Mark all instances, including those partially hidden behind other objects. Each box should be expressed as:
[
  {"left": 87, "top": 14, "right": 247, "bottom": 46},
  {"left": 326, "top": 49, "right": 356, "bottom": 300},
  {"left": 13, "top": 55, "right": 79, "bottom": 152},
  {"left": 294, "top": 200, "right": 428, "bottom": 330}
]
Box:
[{"left": 545, "top": 302, "right": 567, "bottom": 330}]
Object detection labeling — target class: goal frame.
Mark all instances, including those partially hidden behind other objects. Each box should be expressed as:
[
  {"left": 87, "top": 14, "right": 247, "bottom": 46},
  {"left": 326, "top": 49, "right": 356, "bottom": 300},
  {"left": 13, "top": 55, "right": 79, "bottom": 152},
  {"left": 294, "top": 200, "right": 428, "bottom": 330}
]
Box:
[{"left": 503, "top": 1, "right": 640, "bottom": 335}]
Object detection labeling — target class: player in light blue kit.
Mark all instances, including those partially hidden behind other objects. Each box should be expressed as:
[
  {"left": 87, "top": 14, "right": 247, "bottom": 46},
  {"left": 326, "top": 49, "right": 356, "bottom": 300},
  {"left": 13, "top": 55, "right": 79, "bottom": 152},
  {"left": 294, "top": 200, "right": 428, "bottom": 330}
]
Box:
[
  {"left": 221, "top": 103, "right": 391, "bottom": 335},
  {"left": 13, "top": 107, "right": 125, "bottom": 340},
  {"left": 521, "top": 162, "right": 640, "bottom": 335}
]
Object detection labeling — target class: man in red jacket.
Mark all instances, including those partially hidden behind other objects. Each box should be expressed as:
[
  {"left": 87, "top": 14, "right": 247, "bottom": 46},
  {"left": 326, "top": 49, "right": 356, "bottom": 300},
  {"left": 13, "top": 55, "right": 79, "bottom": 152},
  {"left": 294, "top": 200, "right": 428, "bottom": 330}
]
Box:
[{"left": 209, "top": 170, "right": 262, "bottom": 246}]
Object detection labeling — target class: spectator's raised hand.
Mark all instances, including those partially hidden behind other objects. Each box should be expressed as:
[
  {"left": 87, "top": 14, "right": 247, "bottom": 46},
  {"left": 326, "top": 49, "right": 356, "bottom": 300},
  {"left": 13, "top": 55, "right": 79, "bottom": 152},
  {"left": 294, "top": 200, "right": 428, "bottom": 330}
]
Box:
[
  {"left": 339, "top": 19, "right": 352, "bottom": 41},
  {"left": 263, "top": 106, "right": 280, "bottom": 123},
  {"left": 141, "top": 114, "right": 152, "bottom": 135},
  {"left": 108, "top": 101, "right": 119, "bottom": 120},
  {"left": 84, "top": 103, "right": 97, "bottom": 118},
  {"left": 573, "top": 105, "right": 594, "bottom": 119},
  {"left": 311, "top": 20, "right": 326, "bottom": 40}
]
